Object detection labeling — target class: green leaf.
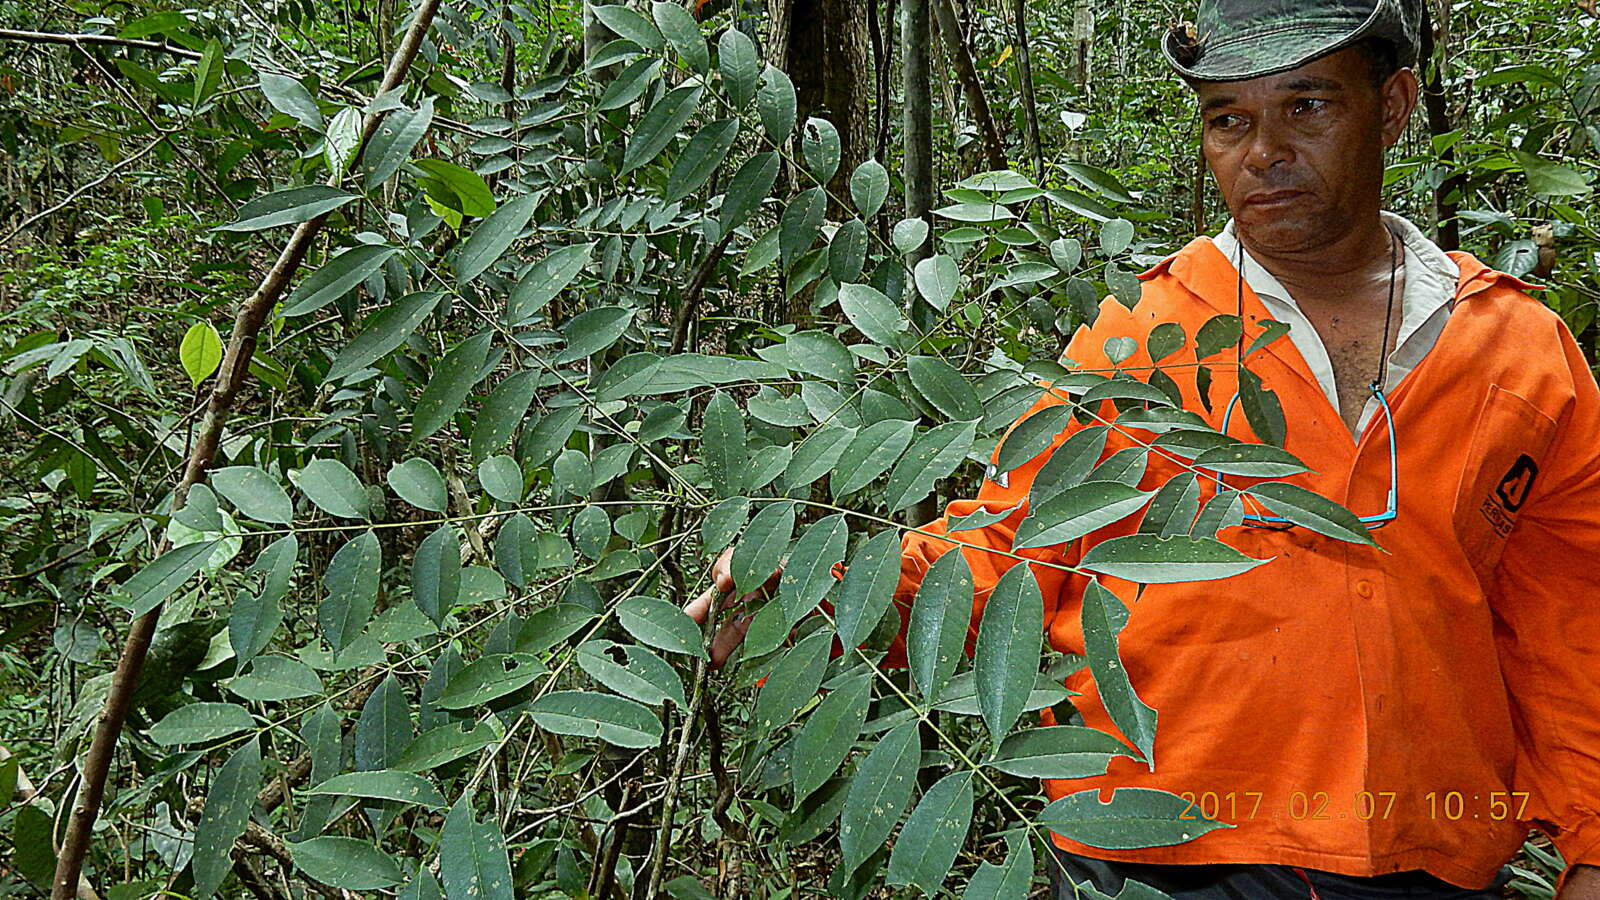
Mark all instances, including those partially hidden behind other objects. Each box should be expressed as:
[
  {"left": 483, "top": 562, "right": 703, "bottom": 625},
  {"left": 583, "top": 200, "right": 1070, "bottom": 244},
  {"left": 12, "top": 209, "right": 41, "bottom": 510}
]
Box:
[
  {"left": 1239, "top": 368, "right": 1286, "bottom": 447},
  {"left": 388, "top": 457, "right": 447, "bottom": 512},
  {"left": 396, "top": 721, "right": 501, "bottom": 772},
  {"left": 838, "top": 720, "right": 920, "bottom": 872},
  {"left": 1051, "top": 237, "right": 1084, "bottom": 272},
  {"left": 229, "top": 585, "right": 283, "bottom": 672},
  {"left": 702, "top": 392, "right": 748, "bottom": 498},
  {"left": 324, "top": 106, "right": 362, "bottom": 177},
  {"left": 413, "top": 524, "right": 462, "bottom": 625},
  {"left": 477, "top": 455, "right": 523, "bottom": 503},
  {"left": 510, "top": 243, "right": 594, "bottom": 324},
  {"left": 1039, "top": 787, "right": 1232, "bottom": 849},
  {"left": 754, "top": 630, "right": 832, "bottom": 730},
  {"left": 551, "top": 448, "right": 593, "bottom": 496},
  {"left": 1081, "top": 580, "right": 1157, "bottom": 761},
  {"left": 121, "top": 539, "right": 219, "bottom": 617},
  {"left": 436, "top": 653, "right": 543, "bottom": 708},
  {"left": 11, "top": 805, "right": 53, "bottom": 889},
  {"left": 666, "top": 118, "right": 740, "bottom": 203},
  {"left": 783, "top": 425, "right": 856, "bottom": 491},
  {"left": 180, "top": 321, "right": 223, "bottom": 387},
  {"left": 652, "top": 1, "right": 709, "bottom": 71},
  {"left": 617, "top": 595, "right": 708, "bottom": 659},
  {"left": 913, "top": 254, "right": 960, "bottom": 311},
  {"left": 1192, "top": 444, "right": 1309, "bottom": 478},
  {"left": 907, "top": 356, "right": 980, "bottom": 420},
  {"left": 1014, "top": 482, "right": 1153, "bottom": 549},
  {"left": 1513, "top": 150, "right": 1591, "bottom": 197},
  {"left": 414, "top": 332, "right": 493, "bottom": 441},
  {"left": 1245, "top": 319, "right": 1292, "bottom": 357},
  {"left": 884, "top": 421, "right": 976, "bottom": 512},
  {"left": 528, "top": 690, "right": 663, "bottom": 747},
  {"left": 700, "top": 496, "right": 750, "bottom": 554},
  {"left": 792, "top": 673, "right": 871, "bottom": 799},
  {"left": 217, "top": 186, "right": 356, "bottom": 232},
  {"left": 320, "top": 531, "right": 381, "bottom": 651},
  {"left": 1140, "top": 473, "right": 1202, "bottom": 537},
  {"left": 719, "top": 151, "right": 779, "bottom": 234},
  {"left": 756, "top": 66, "right": 797, "bottom": 139},
  {"left": 291, "top": 458, "right": 369, "bottom": 519},
  {"left": 961, "top": 831, "right": 1033, "bottom": 899},
  {"left": 229, "top": 655, "right": 324, "bottom": 702},
  {"left": 1079, "top": 534, "right": 1269, "bottom": 583},
  {"left": 834, "top": 529, "right": 901, "bottom": 647},
  {"left": 892, "top": 217, "right": 930, "bottom": 253},
  {"left": 781, "top": 330, "right": 856, "bottom": 383},
  {"left": 829, "top": 218, "right": 869, "bottom": 282},
  {"left": 1146, "top": 322, "right": 1186, "bottom": 363},
  {"left": 597, "top": 56, "right": 662, "bottom": 110},
  {"left": 281, "top": 241, "right": 396, "bottom": 315},
  {"left": 414, "top": 159, "right": 495, "bottom": 217},
  {"left": 556, "top": 306, "right": 633, "bottom": 364},
  {"left": 471, "top": 372, "right": 539, "bottom": 460},
  {"left": 776, "top": 514, "right": 848, "bottom": 624},
  {"left": 886, "top": 771, "right": 973, "bottom": 896},
  {"left": 731, "top": 500, "right": 794, "bottom": 595},
  {"left": 1194, "top": 314, "right": 1242, "bottom": 360},
  {"left": 1063, "top": 162, "right": 1136, "bottom": 204},
  {"left": 148, "top": 701, "right": 254, "bottom": 745},
  {"left": 833, "top": 419, "right": 917, "bottom": 497},
  {"left": 258, "top": 71, "right": 323, "bottom": 129},
  {"left": 975, "top": 564, "right": 1043, "bottom": 750},
  {"left": 592, "top": 5, "right": 663, "bottom": 50},
  {"left": 838, "top": 282, "right": 909, "bottom": 349},
  {"left": 908, "top": 549, "right": 972, "bottom": 703},
  {"left": 364, "top": 98, "right": 434, "bottom": 188},
  {"left": 326, "top": 290, "right": 441, "bottom": 382},
  {"left": 576, "top": 640, "right": 686, "bottom": 708},
  {"left": 623, "top": 85, "right": 703, "bottom": 174},
  {"left": 456, "top": 194, "right": 536, "bottom": 283},
  {"left": 309, "top": 770, "right": 446, "bottom": 808},
  {"left": 191, "top": 738, "right": 262, "bottom": 899},
  {"left": 717, "top": 28, "right": 760, "bottom": 108},
  {"left": 1099, "top": 218, "right": 1135, "bottom": 255},
  {"left": 995, "top": 406, "right": 1074, "bottom": 474},
  {"left": 851, "top": 159, "right": 889, "bottom": 217},
  {"left": 988, "top": 725, "right": 1125, "bottom": 777},
  {"left": 780, "top": 187, "right": 826, "bottom": 270},
  {"left": 442, "top": 796, "right": 516, "bottom": 900},
  {"left": 1244, "top": 481, "right": 1376, "bottom": 545},
  {"left": 211, "top": 466, "right": 293, "bottom": 524},
  {"left": 802, "top": 116, "right": 842, "bottom": 182},
  {"left": 289, "top": 837, "right": 404, "bottom": 890}
]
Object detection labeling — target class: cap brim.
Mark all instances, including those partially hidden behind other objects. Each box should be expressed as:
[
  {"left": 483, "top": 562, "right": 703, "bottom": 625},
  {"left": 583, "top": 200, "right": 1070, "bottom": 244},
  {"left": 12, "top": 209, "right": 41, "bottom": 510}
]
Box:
[{"left": 1161, "top": 5, "right": 1386, "bottom": 82}]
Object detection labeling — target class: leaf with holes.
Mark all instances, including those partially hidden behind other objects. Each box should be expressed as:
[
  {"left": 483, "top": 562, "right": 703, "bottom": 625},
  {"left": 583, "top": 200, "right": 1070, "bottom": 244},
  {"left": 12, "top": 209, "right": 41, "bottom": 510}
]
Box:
[
  {"left": 529, "top": 691, "right": 662, "bottom": 748},
  {"left": 1039, "top": 787, "right": 1232, "bottom": 849},
  {"left": 756, "top": 67, "right": 797, "bottom": 138},
  {"left": 435, "top": 654, "right": 544, "bottom": 709}
]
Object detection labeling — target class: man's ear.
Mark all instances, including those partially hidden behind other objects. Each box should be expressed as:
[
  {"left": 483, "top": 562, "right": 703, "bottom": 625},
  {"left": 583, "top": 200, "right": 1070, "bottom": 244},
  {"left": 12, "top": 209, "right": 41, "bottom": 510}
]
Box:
[{"left": 1380, "top": 67, "right": 1420, "bottom": 147}]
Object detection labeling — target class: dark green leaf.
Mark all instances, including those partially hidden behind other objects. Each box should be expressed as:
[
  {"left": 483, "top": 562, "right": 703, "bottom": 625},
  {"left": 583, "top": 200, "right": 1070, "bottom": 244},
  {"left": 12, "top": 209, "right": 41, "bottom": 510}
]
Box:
[
  {"left": 753, "top": 630, "right": 832, "bottom": 730},
  {"left": 414, "top": 524, "right": 462, "bottom": 625},
  {"left": 510, "top": 243, "right": 594, "bottom": 324},
  {"left": 414, "top": 332, "right": 493, "bottom": 441},
  {"left": 528, "top": 690, "right": 662, "bottom": 748},
  {"left": 576, "top": 640, "right": 686, "bottom": 708},
  {"left": 792, "top": 673, "right": 871, "bottom": 799},
  {"left": 850, "top": 159, "right": 889, "bottom": 217},
  {"left": 617, "top": 595, "right": 708, "bottom": 659},
  {"left": 192, "top": 738, "right": 262, "bottom": 899},
  {"left": 719, "top": 151, "right": 780, "bottom": 234},
  {"left": 731, "top": 500, "right": 794, "bottom": 595},
  {"left": 908, "top": 549, "right": 972, "bottom": 703},
  {"left": 442, "top": 796, "right": 515, "bottom": 900},
  {"left": 289, "top": 837, "right": 403, "bottom": 890},
  {"left": 652, "top": 1, "right": 709, "bottom": 71},
  {"left": 838, "top": 720, "right": 920, "bottom": 872},
  {"left": 988, "top": 725, "right": 1125, "bottom": 777},
  {"left": 838, "top": 282, "right": 909, "bottom": 349},
  {"left": 1039, "top": 787, "right": 1232, "bottom": 849},
  {"left": 282, "top": 244, "right": 398, "bottom": 317},
  {"left": 436, "top": 654, "right": 543, "bottom": 709},
  {"left": 355, "top": 675, "right": 411, "bottom": 770},
  {"left": 702, "top": 392, "right": 748, "bottom": 498},
  {"left": 325, "top": 290, "right": 441, "bottom": 382},
  {"left": 886, "top": 771, "right": 973, "bottom": 896},
  {"left": 388, "top": 457, "right": 448, "bottom": 512},
  {"left": 258, "top": 71, "right": 323, "bottom": 129},
  {"left": 801, "top": 116, "right": 841, "bottom": 182},
  {"left": 556, "top": 306, "right": 633, "bottom": 364},
  {"left": 1244, "top": 481, "right": 1377, "bottom": 545},
  {"left": 320, "top": 531, "right": 381, "bottom": 651},
  {"left": 835, "top": 529, "right": 902, "bottom": 647},
  {"left": 211, "top": 466, "right": 293, "bottom": 524},
  {"left": 216, "top": 186, "right": 355, "bottom": 232},
  {"left": 396, "top": 721, "right": 500, "bottom": 772},
  {"left": 592, "top": 5, "right": 664, "bottom": 50},
  {"left": 121, "top": 540, "right": 218, "bottom": 617},
  {"left": 884, "top": 420, "right": 975, "bottom": 512},
  {"left": 756, "top": 67, "right": 797, "bottom": 139},
  {"left": 1079, "top": 534, "right": 1269, "bottom": 583},
  {"left": 148, "top": 702, "right": 253, "bottom": 745},
  {"left": 975, "top": 564, "right": 1043, "bottom": 749},
  {"left": 623, "top": 85, "right": 703, "bottom": 174},
  {"left": 666, "top": 118, "right": 740, "bottom": 202},
  {"left": 833, "top": 419, "right": 916, "bottom": 496},
  {"left": 1194, "top": 314, "right": 1243, "bottom": 360},
  {"left": 364, "top": 98, "right": 434, "bottom": 188},
  {"left": 908, "top": 356, "right": 981, "bottom": 420},
  {"left": 456, "top": 194, "right": 536, "bottom": 282},
  {"left": 309, "top": 770, "right": 446, "bottom": 808},
  {"left": 1081, "top": 581, "right": 1157, "bottom": 761},
  {"left": 777, "top": 514, "right": 848, "bottom": 623},
  {"left": 995, "top": 406, "right": 1074, "bottom": 474}
]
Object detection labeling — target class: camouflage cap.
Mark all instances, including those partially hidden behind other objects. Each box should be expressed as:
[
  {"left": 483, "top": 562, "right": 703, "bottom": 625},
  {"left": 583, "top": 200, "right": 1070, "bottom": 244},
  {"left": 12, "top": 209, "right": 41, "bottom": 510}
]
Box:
[{"left": 1163, "top": 0, "right": 1424, "bottom": 82}]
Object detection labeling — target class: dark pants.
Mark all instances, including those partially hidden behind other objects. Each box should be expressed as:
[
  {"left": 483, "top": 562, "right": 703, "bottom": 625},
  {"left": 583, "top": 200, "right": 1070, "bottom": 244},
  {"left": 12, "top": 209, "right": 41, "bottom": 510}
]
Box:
[{"left": 1045, "top": 845, "right": 1514, "bottom": 899}]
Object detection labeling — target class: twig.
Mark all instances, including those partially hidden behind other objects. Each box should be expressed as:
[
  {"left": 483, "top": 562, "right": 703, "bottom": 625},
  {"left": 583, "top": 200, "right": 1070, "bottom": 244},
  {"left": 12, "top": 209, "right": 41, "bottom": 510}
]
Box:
[
  {"left": 668, "top": 231, "right": 736, "bottom": 355},
  {"left": 1, "top": 132, "right": 172, "bottom": 245},
  {"left": 0, "top": 28, "right": 202, "bottom": 59},
  {"left": 47, "top": 4, "right": 444, "bottom": 896}
]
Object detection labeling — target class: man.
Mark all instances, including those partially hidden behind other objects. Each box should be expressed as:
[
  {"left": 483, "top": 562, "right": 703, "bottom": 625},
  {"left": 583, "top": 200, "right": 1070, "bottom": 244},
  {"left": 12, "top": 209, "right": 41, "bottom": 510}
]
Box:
[{"left": 687, "top": 0, "right": 1600, "bottom": 896}]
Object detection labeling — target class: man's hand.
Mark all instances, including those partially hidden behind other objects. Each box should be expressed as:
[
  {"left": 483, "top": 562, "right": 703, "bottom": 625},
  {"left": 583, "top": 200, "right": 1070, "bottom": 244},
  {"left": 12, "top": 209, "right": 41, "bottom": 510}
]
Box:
[
  {"left": 1559, "top": 864, "right": 1600, "bottom": 899},
  {"left": 682, "top": 547, "right": 781, "bottom": 668}
]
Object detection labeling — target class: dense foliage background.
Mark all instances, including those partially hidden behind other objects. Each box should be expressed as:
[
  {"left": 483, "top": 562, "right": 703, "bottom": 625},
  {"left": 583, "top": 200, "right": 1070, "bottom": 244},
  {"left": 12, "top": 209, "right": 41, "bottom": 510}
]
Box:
[{"left": 2, "top": 0, "right": 1597, "bottom": 897}]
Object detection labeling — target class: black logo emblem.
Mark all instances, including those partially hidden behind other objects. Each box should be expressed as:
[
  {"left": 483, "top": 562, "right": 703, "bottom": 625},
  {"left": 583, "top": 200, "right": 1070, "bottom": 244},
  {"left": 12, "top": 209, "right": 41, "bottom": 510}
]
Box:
[{"left": 1496, "top": 454, "right": 1539, "bottom": 512}]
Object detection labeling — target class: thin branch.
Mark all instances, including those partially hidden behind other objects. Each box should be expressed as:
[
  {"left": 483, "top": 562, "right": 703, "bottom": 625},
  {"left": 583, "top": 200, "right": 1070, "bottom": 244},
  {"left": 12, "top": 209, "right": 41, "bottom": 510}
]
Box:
[{"left": 0, "top": 28, "right": 202, "bottom": 59}]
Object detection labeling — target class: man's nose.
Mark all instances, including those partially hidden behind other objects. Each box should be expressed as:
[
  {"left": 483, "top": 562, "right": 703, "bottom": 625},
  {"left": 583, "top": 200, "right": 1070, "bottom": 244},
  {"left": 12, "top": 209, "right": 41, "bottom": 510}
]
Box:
[{"left": 1244, "top": 119, "right": 1294, "bottom": 173}]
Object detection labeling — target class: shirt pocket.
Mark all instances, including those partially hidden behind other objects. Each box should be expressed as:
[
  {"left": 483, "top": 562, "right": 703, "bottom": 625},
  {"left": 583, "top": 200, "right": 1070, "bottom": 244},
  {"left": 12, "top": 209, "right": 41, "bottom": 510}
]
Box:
[{"left": 1450, "top": 384, "right": 1558, "bottom": 587}]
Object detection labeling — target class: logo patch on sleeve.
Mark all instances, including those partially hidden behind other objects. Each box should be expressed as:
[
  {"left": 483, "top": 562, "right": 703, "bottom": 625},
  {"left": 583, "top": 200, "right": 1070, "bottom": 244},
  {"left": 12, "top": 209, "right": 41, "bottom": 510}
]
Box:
[{"left": 1481, "top": 453, "right": 1538, "bottom": 537}]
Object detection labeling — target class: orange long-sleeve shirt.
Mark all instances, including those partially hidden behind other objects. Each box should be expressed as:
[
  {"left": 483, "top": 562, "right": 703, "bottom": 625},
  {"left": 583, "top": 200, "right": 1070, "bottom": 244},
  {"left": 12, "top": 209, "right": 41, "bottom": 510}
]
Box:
[{"left": 880, "top": 237, "right": 1600, "bottom": 890}]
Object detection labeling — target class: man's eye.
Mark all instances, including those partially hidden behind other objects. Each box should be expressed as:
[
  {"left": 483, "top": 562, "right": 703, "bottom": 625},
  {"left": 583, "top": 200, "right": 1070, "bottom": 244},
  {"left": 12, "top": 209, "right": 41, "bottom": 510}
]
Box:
[
  {"left": 1292, "top": 98, "right": 1329, "bottom": 115},
  {"left": 1208, "top": 114, "right": 1243, "bottom": 129}
]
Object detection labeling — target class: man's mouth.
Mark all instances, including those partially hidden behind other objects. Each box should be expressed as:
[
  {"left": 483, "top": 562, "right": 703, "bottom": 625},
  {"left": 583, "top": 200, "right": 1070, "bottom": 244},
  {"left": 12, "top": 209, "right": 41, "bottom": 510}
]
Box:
[{"left": 1243, "top": 190, "right": 1307, "bottom": 207}]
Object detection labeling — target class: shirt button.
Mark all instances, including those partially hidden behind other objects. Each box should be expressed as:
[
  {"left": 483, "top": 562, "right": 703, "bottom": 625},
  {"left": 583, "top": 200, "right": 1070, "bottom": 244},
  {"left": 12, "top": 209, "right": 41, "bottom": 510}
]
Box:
[{"left": 1355, "top": 580, "right": 1375, "bottom": 598}]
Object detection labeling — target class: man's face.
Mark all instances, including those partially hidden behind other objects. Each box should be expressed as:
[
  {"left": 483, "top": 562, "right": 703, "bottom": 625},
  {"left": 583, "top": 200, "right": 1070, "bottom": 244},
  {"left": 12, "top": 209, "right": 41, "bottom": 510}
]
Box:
[{"left": 1193, "top": 47, "right": 1415, "bottom": 255}]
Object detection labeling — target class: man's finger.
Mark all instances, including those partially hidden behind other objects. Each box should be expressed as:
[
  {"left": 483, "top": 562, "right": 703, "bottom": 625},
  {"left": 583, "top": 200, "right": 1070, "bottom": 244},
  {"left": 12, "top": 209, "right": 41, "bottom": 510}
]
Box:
[
  {"left": 710, "top": 612, "right": 753, "bottom": 668},
  {"left": 683, "top": 584, "right": 718, "bottom": 623}
]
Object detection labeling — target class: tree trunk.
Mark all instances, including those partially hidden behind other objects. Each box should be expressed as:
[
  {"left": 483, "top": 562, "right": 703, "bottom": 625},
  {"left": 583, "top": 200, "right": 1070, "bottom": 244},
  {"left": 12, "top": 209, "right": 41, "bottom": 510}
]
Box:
[
  {"left": 1420, "top": 0, "right": 1459, "bottom": 250},
  {"left": 933, "top": 0, "right": 1006, "bottom": 171},
  {"left": 903, "top": 0, "right": 939, "bottom": 527},
  {"left": 782, "top": 0, "right": 873, "bottom": 206},
  {"left": 1012, "top": 0, "right": 1045, "bottom": 183}
]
